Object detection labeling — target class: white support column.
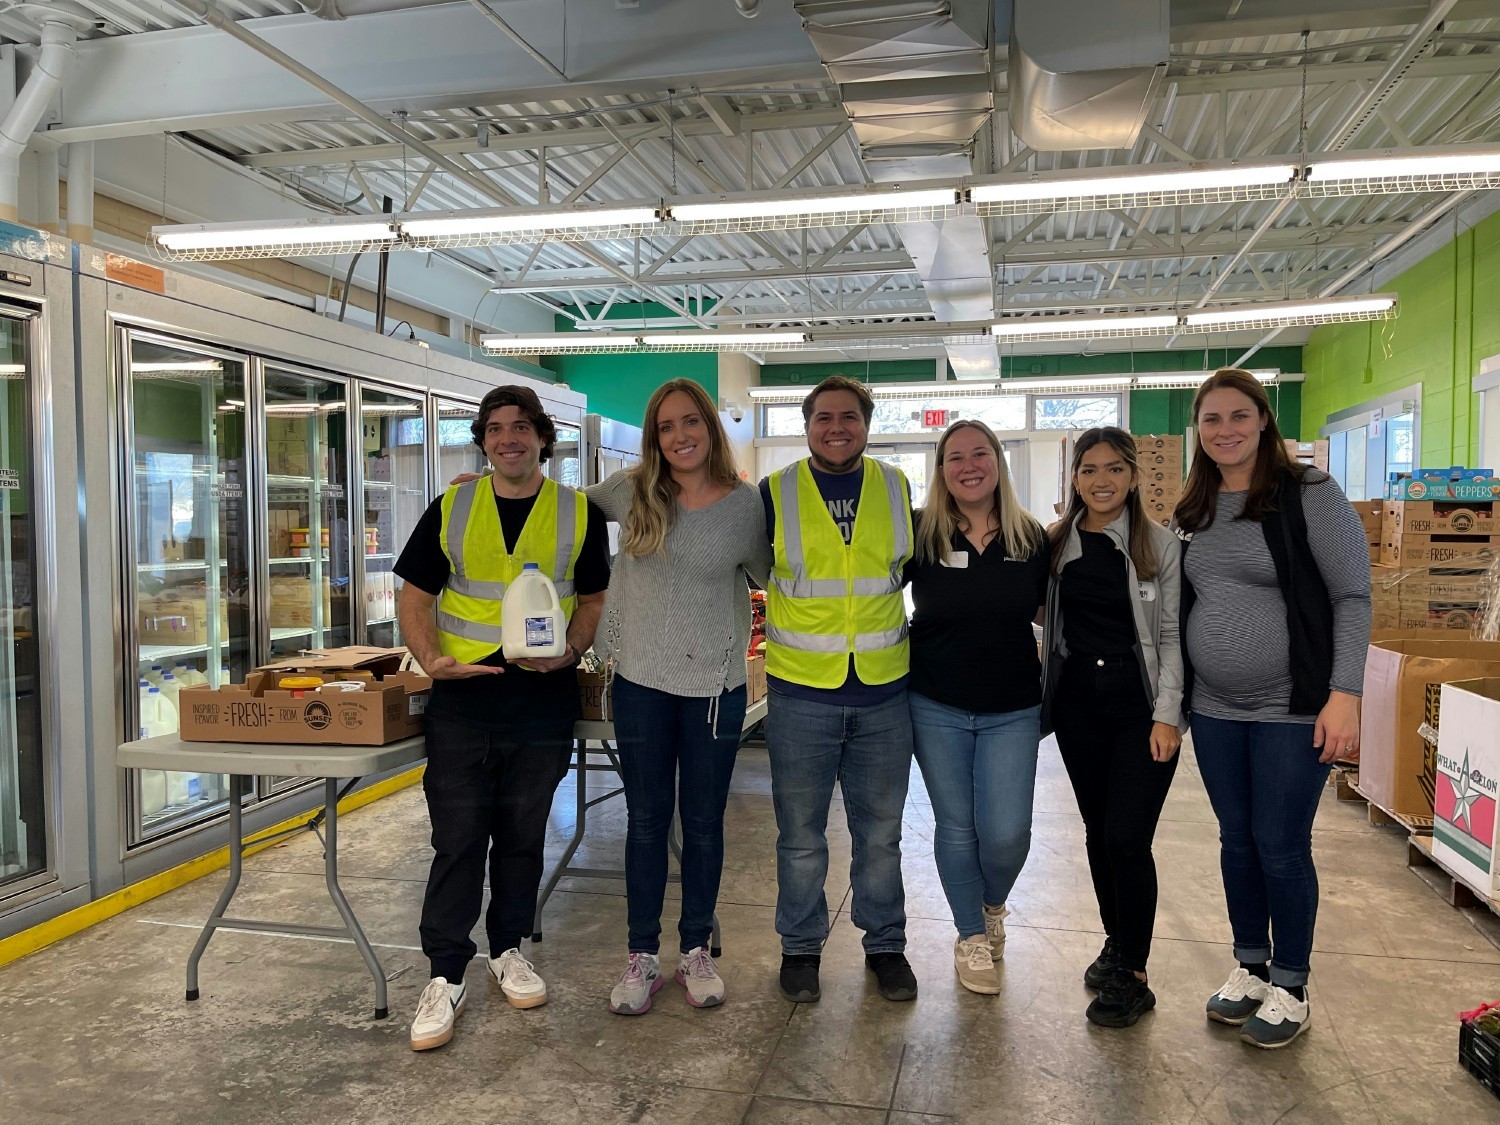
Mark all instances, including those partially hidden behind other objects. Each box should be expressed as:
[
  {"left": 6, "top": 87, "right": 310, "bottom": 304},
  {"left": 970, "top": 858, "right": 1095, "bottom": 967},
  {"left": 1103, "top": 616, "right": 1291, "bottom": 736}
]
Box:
[
  {"left": 35, "top": 147, "right": 58, "bottom": 232},
  {"left": 65, "top": 140, "right": 92, "bottom": 243}
]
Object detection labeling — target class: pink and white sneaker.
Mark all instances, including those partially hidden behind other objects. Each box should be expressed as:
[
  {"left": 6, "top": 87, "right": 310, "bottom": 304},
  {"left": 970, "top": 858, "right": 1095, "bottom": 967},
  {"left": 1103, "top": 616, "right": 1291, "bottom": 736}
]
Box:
[{"left": 675, "top": 946, "right": 726, "bottom": 1008}]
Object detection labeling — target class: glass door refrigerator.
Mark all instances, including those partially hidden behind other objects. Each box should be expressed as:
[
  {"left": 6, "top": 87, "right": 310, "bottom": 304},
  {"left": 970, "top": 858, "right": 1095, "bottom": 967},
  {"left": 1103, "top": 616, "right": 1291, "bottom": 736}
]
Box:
[
  {"left": 431, "top": 396, "right": 485, "bottom": 493},
  {"left": 121, "top": 331, "right": 254, "bottom": 842},
  {"left": 354, "top": 384, "right": 428, "bottom": 646},
  {"left": 0, "top": 306, "right": 49, "bottom": 896}
]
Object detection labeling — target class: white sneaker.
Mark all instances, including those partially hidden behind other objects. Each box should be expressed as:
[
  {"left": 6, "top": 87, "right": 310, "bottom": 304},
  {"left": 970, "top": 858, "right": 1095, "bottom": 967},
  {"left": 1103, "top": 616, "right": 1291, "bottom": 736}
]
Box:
[
  {"left": 983, "top": 903, "right": 1009, "bottom": 959},
  {"left": 609, "top": 952, "right": 663, "bottom": 1015},
  {"left": 676, "top": 946, "right": 726, "bottom": 1008},
  {"left": 487, "top": 947, "right": 548, "bottom": 1009},
  {"left": 1241, "top": 985, "right": 1311, "bottom": 1049},
  {"left": 1206, "top": 966, "right": 1273, "bottom": 1026},
  {"left": 410, "top": 977, "right": 465, "bottom": 1051},
  {"left": 954, "top": 936, "right": 1002, "bottom": 995}
]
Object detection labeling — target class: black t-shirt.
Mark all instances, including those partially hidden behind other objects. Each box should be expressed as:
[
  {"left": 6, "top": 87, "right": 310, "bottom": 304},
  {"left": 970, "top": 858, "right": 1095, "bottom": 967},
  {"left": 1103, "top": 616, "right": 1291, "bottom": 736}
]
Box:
[
  {"left": 394, "top": 487, "right": 611, "bottom": 737},
  {"left": 907, "top": 528, "right": 1049, "bottom": 714},
  {"left": 1061, "top": 530, "right": 1138, "bottom": 657}
]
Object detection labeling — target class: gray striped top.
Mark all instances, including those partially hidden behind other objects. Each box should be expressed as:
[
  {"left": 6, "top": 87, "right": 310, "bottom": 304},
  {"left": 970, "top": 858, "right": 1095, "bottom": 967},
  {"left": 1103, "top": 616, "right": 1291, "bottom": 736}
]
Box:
[
  {"left": 1183, "top": 474, "right": 1372, "bottom": 723},
  {"left": 585, "top": 472, "right": 772, "bottom": 698}
]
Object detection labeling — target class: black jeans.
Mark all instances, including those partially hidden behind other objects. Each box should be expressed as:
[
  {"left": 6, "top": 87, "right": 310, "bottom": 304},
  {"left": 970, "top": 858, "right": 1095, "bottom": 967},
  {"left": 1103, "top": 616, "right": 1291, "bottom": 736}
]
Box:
[
  {"left": 1053, "top": 653, "right": 1179, "bottom": 973},
  {"left": 418, "top": 714, "right": 572, "bottom": 982},
  {"left": 613, "top": 675, "right": 745, "bottom": 954}
]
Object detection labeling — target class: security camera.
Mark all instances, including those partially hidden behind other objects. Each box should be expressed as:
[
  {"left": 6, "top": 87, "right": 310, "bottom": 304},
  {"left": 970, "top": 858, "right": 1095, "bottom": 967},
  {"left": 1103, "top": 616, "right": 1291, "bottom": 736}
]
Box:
[{"left": 723, "top": 400, "right": 745, "bottom": 424}]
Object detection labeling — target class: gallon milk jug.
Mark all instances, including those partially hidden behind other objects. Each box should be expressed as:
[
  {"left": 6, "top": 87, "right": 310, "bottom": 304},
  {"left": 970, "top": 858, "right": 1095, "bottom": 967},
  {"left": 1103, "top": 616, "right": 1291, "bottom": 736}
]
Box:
[
  {"left": 501, "top": 562, "right": 566, "bottom": 660},
  {"left": 140, "top": 686, "right": 175, "bottom": 738},
  {"left": 174, "top": 662, "right": 207, "bottom": 687},
  {"left": 159, "top": 673, "right": 182, "bottom": 717},
  {"left": 140, "top": 770, "right": 168, "bottom": 817}
]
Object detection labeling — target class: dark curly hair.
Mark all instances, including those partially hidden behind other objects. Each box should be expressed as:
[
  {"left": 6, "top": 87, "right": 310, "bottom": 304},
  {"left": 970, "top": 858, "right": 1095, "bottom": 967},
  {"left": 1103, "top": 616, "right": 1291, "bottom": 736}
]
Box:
[{"left": 470, "top": 384, "right": 556, "bottom": 464}]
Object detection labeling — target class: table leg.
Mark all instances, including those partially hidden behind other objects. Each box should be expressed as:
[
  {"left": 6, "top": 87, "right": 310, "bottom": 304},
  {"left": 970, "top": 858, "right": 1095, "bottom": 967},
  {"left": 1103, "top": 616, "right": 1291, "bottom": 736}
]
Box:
[
  {"left": 186, "top": 774, "right": 246, "bottom": 1002},
  {"left": 532, "top": 740, "right": 589, "bottom": 942},
  {"left": 320, "top": 778, "right": 389, "bottom": 1020}
]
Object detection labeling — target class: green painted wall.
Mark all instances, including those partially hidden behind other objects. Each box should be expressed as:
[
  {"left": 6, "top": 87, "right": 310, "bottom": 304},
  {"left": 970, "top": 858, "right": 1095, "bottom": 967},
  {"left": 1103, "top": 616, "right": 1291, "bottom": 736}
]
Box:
[
  {"left": 1303, "top": 209, "right": 1500, "bottom": 467},
  {"left": 1129, "top": 381, "right": 1301, "bottom": 438},
  {"left": 541, "top": 351, "right": 717, "bottom": 428}
]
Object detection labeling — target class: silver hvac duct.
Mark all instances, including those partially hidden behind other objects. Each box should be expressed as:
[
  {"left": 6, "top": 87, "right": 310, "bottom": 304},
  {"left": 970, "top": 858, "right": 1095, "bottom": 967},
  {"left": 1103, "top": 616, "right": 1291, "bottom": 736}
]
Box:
[
  {"left": 1009, "top": 0, "right": 1168, "bottom": 151},
  {"left": 0, "top": 3, "right": 92, "bottom": 222},
  {"left": 797, "top": 0, "right": 999, "bottom": 378}
]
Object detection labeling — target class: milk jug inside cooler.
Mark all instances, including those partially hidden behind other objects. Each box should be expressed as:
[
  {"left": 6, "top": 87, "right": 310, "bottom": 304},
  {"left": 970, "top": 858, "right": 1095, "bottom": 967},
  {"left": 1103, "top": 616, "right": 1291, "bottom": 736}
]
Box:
[{"left": 500, "top": 562, "right": 566, "bottom": 660}]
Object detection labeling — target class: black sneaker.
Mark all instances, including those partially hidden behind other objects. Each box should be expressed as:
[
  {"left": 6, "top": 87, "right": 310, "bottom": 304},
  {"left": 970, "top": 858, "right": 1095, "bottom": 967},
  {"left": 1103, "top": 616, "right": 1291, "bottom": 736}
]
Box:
[
  {"left": 779, "top": 954, "right": 821, "bottom": 1003},
  {"left": 1086, "top": 967, "right": 1156, "bottom": 1028},
  {"left": 865, "top": 952, "right": 918, "bottom": 1002},
  {"left": 1083, "top": 938, "right": 1120, "bottom": 991}
]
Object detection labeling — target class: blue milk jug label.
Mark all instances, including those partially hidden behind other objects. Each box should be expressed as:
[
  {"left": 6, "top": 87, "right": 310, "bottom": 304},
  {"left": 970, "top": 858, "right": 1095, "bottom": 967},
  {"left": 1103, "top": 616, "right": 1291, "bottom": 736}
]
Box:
[
  {"left": 524, "top": 616, "right": 556, "bottom": 646},
  {"left": 187, "top": 776, "right": 202, "bottom": 800}
]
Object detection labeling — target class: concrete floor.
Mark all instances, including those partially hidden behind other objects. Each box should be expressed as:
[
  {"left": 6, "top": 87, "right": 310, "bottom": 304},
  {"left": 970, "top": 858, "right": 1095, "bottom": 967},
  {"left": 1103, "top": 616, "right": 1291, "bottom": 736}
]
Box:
[{"left": 3, "top": 734, "right": 1500, "bottom": 1124}]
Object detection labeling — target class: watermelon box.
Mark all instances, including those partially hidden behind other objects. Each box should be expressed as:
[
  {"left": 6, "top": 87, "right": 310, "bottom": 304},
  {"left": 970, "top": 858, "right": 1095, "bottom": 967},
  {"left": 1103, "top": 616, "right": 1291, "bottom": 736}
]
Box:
[{"left": 1433, "top": 679, "right": 1500, "bottom": 897}]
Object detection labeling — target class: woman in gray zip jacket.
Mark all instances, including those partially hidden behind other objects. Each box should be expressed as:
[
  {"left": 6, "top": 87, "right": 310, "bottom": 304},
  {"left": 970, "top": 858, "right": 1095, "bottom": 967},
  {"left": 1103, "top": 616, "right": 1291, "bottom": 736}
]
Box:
[{"left": 1040, "top": 426, "right": 1185, "bottom": 1030}]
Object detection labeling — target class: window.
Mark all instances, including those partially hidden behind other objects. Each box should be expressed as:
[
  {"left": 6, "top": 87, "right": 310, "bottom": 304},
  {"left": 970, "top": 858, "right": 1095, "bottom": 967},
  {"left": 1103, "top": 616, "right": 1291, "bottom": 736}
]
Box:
[
  {"left": 762, "top": 393, "right": 1029, "bottom": 438},
  {"left": 764, "top": 403, "right": 806, "bottom": 437},
  {"left": 1032, "top": 395, "right": 1121, "bottom": 430}
]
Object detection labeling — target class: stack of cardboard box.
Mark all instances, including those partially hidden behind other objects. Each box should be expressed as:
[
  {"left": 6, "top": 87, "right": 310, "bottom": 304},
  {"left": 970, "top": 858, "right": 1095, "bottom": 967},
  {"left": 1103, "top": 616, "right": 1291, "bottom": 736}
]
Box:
[
  {"left": 1134, "top": 434, "right": 1184, "bottom": 526},
  {"left": 1372, "top": 500, "right": 1497, "bottom": 632},
  {"left": 265, "top": 417, "right": 312, "bottom": 478},
  {"left": 1352, "top": 499, "right": 1383, "bottom": 564},
  {"left": 1285, "top": 439, "right": 1330, "bottom": 471},
  {"left": 139, "top": 589, "right": 231, "bottom": 645}
]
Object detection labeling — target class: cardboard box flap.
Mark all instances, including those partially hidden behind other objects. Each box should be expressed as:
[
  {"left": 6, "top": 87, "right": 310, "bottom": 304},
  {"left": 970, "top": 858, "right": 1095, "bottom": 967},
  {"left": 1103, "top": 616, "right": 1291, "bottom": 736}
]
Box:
[
  {"left": 256, "top": 645, "right": 411, "bottom": 675},
  {"left": 1370, "top": 639, "right": 1500, "bottom": 659}
]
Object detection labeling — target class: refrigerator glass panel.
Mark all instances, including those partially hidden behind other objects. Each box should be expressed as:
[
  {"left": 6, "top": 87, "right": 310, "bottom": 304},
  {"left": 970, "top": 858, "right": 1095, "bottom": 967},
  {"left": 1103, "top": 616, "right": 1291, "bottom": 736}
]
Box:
[
  {"left": 550, "top": 422, "right": 581, "bottom": 487},
  {"left": 263, "top": 367, "right": 353, "bottom": 659},
  {"left": 359, "top": 387, "right": 426, "bottom": 646},
  {"left": 0, "top": 314, "right": 45, "bottom": 887},
  {"left": 127, "top": 335, "right": 251, "bottom": 837},
  {"left": 436, "top": 399, "right": 485, "bottom": 488}
]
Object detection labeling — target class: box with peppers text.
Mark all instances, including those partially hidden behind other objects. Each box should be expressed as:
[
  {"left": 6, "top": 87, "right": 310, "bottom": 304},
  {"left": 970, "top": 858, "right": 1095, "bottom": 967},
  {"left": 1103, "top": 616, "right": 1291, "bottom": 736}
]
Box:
[{"left": 177, "top": 646, "right": 429, "bottom": 745}]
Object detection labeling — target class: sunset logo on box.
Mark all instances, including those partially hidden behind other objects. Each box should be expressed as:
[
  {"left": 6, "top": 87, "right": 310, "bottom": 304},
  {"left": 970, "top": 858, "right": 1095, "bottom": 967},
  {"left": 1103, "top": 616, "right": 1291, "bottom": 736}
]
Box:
[{"left": 1435, "top": 748, "right": 1498, "bottom": 869}]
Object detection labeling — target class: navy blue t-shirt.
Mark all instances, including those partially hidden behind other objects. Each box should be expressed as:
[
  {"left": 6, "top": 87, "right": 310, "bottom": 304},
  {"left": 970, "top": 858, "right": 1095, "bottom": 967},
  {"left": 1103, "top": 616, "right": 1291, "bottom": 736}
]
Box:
[{"left": 759, "top": 461, "right": 909, "bottom": 706}]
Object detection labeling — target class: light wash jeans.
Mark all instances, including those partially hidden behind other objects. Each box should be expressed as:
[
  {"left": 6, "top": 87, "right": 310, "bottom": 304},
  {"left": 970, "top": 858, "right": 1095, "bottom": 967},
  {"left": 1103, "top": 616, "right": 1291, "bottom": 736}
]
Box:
[
  {"left": 910, "top": 692, "right": 1041, "bottom": 938},
  {"left": 765, "top": 687, "right": 913, "bottom": 956}
]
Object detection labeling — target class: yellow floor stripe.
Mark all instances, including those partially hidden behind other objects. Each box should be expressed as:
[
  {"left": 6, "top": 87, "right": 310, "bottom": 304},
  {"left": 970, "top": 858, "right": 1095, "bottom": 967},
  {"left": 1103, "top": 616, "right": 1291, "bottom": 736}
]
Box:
[{"left": 0, "top": 764, "right": 425, "bottom": 972}]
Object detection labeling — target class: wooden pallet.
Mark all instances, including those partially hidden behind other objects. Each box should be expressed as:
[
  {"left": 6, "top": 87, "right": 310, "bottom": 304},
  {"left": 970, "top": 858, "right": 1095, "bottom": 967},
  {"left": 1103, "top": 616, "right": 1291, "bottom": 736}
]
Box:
[
  {"left": 1409, "top": 835, "right": 1500, "bottom": 933},
  {"left": 1335, "top": 770, "right": 1435, "bottom": 835}
]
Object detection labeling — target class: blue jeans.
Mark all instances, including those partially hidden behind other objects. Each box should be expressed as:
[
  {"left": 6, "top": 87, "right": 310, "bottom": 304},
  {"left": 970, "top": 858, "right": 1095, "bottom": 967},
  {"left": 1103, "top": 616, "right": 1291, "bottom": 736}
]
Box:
[
  {"left": 613, "top": 675, "right": 745, "bottom": 955},
  {"left": 910, "top": 693, "right": 1041, "bottom": 939},
  {"left": 1191, "top": 714, "right": 1332, "bottom": 988},
  {"left": 765, "top": 686, "right": 913, "bottom": 956}
]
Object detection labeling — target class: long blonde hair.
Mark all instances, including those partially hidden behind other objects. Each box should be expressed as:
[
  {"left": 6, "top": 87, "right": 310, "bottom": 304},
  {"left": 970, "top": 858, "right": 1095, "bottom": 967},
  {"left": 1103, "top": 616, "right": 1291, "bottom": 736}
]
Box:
[
  {"left": 917, "top": 420, "right": 1043, "bottom": 564},
  {"left": 622, "top": 378, "right": 741, "bottom": 557}
]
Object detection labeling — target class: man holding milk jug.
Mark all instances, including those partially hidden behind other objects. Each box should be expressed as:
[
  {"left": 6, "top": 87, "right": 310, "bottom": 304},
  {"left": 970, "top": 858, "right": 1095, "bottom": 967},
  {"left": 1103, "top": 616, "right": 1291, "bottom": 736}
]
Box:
[{"left": 395, "top": 384, "right": 610, "bottom": 1051}]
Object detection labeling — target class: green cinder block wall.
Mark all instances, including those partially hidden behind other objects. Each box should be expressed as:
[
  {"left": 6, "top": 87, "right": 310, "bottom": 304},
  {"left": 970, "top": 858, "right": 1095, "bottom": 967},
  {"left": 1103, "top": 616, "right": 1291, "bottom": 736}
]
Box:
[{"left": 1302, "top": 209, "right": 1500, "bottom": 467}]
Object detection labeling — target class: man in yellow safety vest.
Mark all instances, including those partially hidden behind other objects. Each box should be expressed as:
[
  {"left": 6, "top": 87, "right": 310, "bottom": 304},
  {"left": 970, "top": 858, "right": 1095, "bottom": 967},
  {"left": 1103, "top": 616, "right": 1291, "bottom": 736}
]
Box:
[
  {"left": 758, "top": 375, "right": 918, "bottom": 1004},
  {"left": 394, "top": 384, "right": 609, "bottom": 1052}
]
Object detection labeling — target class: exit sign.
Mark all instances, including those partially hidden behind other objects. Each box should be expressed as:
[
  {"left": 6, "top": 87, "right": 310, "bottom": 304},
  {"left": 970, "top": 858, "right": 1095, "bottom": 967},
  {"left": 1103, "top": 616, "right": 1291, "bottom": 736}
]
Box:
[{"left": 922, "top": 409, "right": 948, "bottom": 428}]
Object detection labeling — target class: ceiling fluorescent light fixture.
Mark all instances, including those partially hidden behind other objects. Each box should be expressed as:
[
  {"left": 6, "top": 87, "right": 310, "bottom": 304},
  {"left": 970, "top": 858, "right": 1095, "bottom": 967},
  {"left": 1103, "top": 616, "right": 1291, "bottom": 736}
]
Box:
[
  {"left": 970, "top": 163, "right": 1296, "bottom": 217},
  {"left": 669, "top": 187, "right": 959, "bottom": 232},
  {"left": 1132, "top": 371, "right": 1280, "bottom": 387},
  {"left": 1303, "top": 146, "right": 1500, "bottom": 196},
  {"left": 479, "top": 333, "right": 642, "bottom": 355},
  {"left": 639, "top": 332, "right": 810, "bottom": 350},
  {"left": 402, "top": 204, "right": 661, "bottom": 247},
  {"left": 1182, "top": 295, "right": 1396, "bottom": 330},
  {"left": 992, "top": 315, "right": 1179, "bottom": 340},
  {"left": 151, "top": 217, "right": 397, "bottom": 261}
]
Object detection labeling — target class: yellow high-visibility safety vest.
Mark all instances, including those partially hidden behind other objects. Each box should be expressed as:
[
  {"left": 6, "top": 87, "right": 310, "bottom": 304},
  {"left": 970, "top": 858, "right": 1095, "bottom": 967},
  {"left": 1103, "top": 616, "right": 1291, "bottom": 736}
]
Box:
[
  {"left": 766, "top": 457, "right": 913, "bottom": 689},
  {"left": 435, "top": 476, "right": 586, "bottom": 664}
]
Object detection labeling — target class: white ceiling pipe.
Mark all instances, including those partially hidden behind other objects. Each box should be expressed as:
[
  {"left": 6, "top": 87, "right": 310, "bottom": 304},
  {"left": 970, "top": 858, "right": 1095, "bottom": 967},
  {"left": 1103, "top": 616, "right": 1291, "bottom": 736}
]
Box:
[
  {"left": 0, "top": 17, "right": 81, "bottom": 222},
  {"left": 65, "top": 139, "right": 92, "bottom": 244}
]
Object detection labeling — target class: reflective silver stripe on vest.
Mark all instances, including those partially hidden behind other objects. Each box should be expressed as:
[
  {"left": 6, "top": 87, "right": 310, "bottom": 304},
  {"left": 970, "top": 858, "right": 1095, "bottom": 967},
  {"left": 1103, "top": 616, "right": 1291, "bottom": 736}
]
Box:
[
  {"left": 554, "top": 487, "right": 577, "bottom": 586},
  {"left": 778, "top": 467, "right": 806, "bottom": 580},
  {"left": 447, "top": 575, "right": 507, "bottom": 599},
  {"left": 771, "top": 575, "right": 899, "bottom": 598},
  {"left": 436, "top": 610, "right": 503, "bottom": 644},
  {"left": 878, "top": 460, "right": 911, "bottom": 561},
  {"left": 446, "top": 479, "right": 481, "bottom": 576},
  {"left": 766, "top": 621, "right": 909, "bottom": 653}
]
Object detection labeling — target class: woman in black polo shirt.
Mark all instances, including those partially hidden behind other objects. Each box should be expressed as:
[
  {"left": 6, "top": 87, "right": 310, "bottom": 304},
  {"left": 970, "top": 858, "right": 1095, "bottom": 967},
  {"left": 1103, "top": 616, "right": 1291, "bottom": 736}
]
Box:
[{"left": 907, "top": 419, "right": 1048, "bottom": 996}]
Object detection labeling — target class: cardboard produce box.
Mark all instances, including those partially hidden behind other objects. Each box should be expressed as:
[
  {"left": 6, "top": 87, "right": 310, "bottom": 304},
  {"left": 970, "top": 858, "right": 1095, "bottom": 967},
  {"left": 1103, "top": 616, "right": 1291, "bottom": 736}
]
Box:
[
  {"left": 578, "top": 667, "right": 611, "bottom": 721},
  {"left": 1385, "top": 500, "right": 1498, "bottom": 537},
  {"left": 1433, "top": 678, "right": 1500, "bottom": 896},
  {"left": 1380, "top": 536, "right": 1499, "bottom": 569},
  {"left": 178, "top": 646, "right": 428, "bottom": 745},
  {"left": 1360, "top": 639, "right": 1500, "bottom": 818},
  {"left": 746, "top": 653, "right": 766, "bottom": 704}
]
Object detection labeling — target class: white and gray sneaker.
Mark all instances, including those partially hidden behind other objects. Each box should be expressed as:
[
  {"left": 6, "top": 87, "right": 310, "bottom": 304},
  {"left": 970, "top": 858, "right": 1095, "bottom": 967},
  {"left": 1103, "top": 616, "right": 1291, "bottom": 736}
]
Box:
[
  {"left": 487, "top": 947, "right": 548, "bottom": 1009},
  {"left": 410, "top": 977, "right": 465, "bottom": 1051},
  {"left": 676, "top": 946, "right": 726, "bottom": 1008},
  {"left": 609, "top": 952, "right": 663, "bottom": 1015},
  {"left": 1241, "top": 985, "right": 1311, "bottom": 1049},
  {"left": 1206, "top": 967, "right": 1273, "bottom": 1026}
]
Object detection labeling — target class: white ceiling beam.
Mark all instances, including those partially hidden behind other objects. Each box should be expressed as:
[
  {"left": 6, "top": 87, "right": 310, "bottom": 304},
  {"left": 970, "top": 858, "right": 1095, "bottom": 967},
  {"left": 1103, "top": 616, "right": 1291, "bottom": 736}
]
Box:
[
  {"left": 1170, "top": 3, "right": 1496, "bottom": 45},
  {"left": 47, "top": 2, "right": 823, "bottom": 143},
  {"left": 1165, "top": 50, "right": 1500, "bottom": 96},
  {"left": 698, "top": 94, "right": 742, "bottom": 137}
]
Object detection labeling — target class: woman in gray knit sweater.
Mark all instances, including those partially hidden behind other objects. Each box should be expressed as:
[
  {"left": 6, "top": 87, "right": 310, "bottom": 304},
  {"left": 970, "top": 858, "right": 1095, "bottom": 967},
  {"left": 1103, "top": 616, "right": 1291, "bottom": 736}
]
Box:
[
  {"left": 1175, "top": 368, "right": 1371, "bottom": 1051},
  {"left": 586, "top": 379, "right": 771, "bottom": 1017}
]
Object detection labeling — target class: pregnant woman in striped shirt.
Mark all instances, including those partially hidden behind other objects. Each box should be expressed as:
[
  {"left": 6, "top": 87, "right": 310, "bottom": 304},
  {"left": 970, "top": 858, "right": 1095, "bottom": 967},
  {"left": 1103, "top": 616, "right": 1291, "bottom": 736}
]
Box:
[{"left": 1174, "top": 368, "right": 1371, "bottom": 1050}]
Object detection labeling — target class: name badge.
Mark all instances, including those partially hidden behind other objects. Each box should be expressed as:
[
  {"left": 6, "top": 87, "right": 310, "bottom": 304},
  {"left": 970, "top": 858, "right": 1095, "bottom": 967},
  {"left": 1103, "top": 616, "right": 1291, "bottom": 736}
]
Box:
[
  {"left": 1137, "top": 583, "right": 1157, "bottom": 602},
  {"left": 941, "top": 553, "right": 969, "bottom": 569}
]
